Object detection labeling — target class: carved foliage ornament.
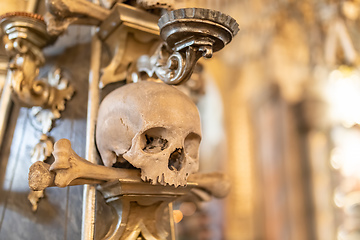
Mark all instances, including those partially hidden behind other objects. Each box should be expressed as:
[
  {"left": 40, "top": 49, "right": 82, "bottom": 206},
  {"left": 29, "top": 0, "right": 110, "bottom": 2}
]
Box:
[{"left": 0, "top": 12, "right": 74, "bottom": 121}]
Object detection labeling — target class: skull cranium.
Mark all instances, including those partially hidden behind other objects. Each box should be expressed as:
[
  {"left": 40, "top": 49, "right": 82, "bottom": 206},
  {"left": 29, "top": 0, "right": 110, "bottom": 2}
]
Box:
[{"left": 96, "top": 81, "right": 201, "bottom": 187}]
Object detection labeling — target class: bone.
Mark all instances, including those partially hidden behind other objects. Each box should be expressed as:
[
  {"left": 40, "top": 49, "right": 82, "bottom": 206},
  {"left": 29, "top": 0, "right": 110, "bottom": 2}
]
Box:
[
  {"left": 46, "top": 0, "right": 110, "bottom": 22},
  {"left": 53, "top": 139, "right": 141, "bottom": 187},
  {"left": 28, "top": 161, "right": 107, "bottom": 191},
  {"left": 28, "top": 139, "right": 230, "bottom": 199},
  {"left": 29, "top": 161, "right": 230, "bottom": 198},
  {"left": 187, "top": 172, "right": 231, "bottom": 199}
]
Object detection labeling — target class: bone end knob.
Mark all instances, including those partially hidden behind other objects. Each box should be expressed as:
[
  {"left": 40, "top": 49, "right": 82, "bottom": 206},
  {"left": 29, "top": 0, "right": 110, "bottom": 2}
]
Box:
[
  {"left": 28, "top": 161, "right": 55, "bottom": 191},
  {"left": 51, "top": 138, "right": 72, "bottom": 170}
]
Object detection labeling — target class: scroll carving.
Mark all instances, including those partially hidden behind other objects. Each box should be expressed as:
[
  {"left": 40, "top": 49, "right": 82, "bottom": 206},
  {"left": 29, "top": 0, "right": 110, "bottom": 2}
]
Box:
[
  {"left": 0, "top": 12, "right": 74, "bottom": 124},
  {"left": 134, "top": 8, "right": 239, "bottom": 85}
]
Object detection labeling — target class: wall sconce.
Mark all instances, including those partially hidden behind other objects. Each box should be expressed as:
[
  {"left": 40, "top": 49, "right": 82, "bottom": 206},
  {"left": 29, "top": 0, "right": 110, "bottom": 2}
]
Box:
[{"left": 136, "top": 8, "right": 239, "bottom": 85}]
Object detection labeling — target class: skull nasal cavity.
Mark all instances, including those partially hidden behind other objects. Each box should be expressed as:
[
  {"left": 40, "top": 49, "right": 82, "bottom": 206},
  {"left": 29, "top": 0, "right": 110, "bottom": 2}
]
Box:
[{"left": 168, "top": 148, "right": 184, "bottom": 171}]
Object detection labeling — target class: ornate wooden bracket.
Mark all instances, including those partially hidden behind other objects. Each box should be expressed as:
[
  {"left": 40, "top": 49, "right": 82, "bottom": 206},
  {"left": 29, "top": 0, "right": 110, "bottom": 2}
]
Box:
[
  {"left": 29, "top": 139, "right": 230, "bottom": 239},
  {"left": 96, "top": 4, "right": 160, "bottom": 88}
]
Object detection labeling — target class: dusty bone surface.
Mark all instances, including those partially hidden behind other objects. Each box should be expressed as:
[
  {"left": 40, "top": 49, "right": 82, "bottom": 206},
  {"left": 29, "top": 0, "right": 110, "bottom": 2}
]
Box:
[
  {"left": 28, "top": 139, "right": 139, "bottom": 191},
  {"left": 96, "top": 81, "right": 202, "bottom": 187}
]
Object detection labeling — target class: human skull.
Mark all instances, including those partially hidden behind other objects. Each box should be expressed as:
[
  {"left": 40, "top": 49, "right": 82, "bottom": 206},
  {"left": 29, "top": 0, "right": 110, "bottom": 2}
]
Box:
[{"left": 96, "top": 81, "right": 201, "bottom": 187}]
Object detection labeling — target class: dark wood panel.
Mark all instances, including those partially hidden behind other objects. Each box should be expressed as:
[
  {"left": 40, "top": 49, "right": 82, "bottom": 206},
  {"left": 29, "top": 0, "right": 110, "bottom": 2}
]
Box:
[
  {"left": 0, "top": 104, "right": 24, "bottom": 229},
  {"left": 0, "top": 26, "right": 91, "bottom": 239}
]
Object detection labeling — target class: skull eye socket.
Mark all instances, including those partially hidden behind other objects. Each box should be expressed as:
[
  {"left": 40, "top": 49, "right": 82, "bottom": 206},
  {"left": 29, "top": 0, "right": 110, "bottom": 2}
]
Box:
[
  {"left": 184, "top": 133, "right": 201, "bottom": 158},
  {"left": 141, "top": 127, "right": 169, "bottom": 153}
]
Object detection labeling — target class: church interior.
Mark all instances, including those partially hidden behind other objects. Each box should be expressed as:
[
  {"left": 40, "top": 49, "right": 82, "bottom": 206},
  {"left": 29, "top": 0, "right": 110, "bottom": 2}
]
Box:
[{"left": 0, "top": 0, "right": 359, "bottom": 239}]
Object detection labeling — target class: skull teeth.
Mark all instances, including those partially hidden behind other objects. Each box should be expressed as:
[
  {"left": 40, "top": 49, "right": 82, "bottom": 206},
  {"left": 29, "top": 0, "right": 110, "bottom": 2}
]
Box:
[
  {"left": 161, "top": 173, "right": 165, "bottom": 185},
  {"left": 156, "top": 173, "right": 166, "bottom": 185},
  {"left": 142, "top": 172, "right": 188, "bottom": 187}
]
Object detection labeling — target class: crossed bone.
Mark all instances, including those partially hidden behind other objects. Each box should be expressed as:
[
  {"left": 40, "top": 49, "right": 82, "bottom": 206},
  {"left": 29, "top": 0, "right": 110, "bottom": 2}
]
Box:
[{"left": 28, "top": 139, "right": 230, "bottom": 199}]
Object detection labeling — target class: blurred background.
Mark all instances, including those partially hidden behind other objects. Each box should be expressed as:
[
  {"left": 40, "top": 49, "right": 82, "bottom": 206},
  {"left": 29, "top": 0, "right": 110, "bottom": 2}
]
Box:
[
  {"left": 1, "top": 0, "right": 360, "bottom": 240},
  {"left": 174, "top": 1, "right": 360, "bottom": 239}
]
